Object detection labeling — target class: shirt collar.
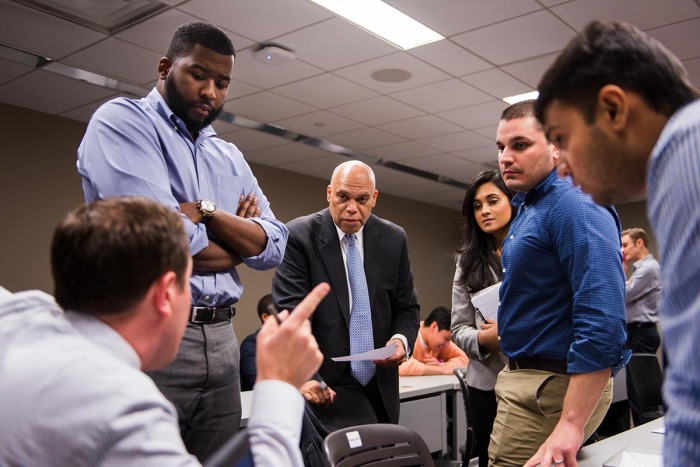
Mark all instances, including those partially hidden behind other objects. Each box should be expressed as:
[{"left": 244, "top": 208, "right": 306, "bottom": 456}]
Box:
[
  {"left": 66, "top": 311, "right": 141, "bottom": 369},
  {"left": 633, "top": 253, "right": 654, "bottom": 269},
  {"left": 334, "top": 223, "right": 365, "bottom": 247},
  {"left": 145, "top": 88, "right": 216, "bottom": 140},
  {"left": 511, "top": 168, "right": 560, "bottom": 207}
]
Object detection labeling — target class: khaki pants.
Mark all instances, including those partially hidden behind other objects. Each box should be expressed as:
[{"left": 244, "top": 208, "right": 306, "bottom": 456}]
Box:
[{"left": 488, "top": 367, "right": 613, "bottom": 467}]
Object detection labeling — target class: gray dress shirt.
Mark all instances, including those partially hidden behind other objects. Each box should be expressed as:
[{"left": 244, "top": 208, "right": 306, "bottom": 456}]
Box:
[{"left": 626, "top": 254, "right": 662, "bottom": 324}]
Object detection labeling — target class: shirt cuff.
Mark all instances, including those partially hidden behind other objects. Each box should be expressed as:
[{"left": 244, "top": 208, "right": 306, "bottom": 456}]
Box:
[
  {"left": 249, "top": 380, "right": 304, "bottom": 442},
  {"left": 391, "top": 334, "right": 410, "bottom": 359}
]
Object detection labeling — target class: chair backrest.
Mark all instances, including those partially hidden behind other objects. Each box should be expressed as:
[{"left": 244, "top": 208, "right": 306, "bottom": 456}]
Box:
[
  {"left": 626, "top": 353, "right": 664, "bottom": 410},
  {"left": 453, "top": 367, "right": 476, "bottom": 464},
  {"left": 323, "top": 423, "right": 435, "bottom": 467}
]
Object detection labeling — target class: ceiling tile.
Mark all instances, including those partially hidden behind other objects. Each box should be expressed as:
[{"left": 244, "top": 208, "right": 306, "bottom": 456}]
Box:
[
  {"left": 389, "top": 78, "right": 493, "bottom": 113},
  {"left": 683, "top": 57, "right": 700, "bottom": 87},
  {"left": 177, "top": 0, "right": 331, "bottom": 42},
  {"left": 460, "top": 69, "right": 532, "bottom": 99},
  {"left": 218, "top": 128, "right": 290, "bottom": 152},
  {"left": 0, "top": 0, "right": 106, "bottom": 60},
  {"left": 473, "top": 125, "right": 499, "bottom": 141},
  {"left": 273, "top": 73, "right": 379, "bottom": 109},
  {"left": 211, "top": 118, "right": 241, "bottom": 136},
  {"left": 329, "top": 96, "right": 424, "bottom": 126},
  {"left": 371, "top": 165, "right": 439, "bottom": 194},
  {"left": 231, "top": 48, "right": 324, "bottom": 89},
  {"left": 647, "top": 17, "right": 700, "bottom": 61},
  {"left": 385, "top": 0, "right": 543, "bottom": 36},
  {"left": 501, "top": 53, "right": 559, "bottom": 88},
  {"left": 326, "top": 127, "right": 405, "bottom": 150},
  {"left": 278, "top": 153, "right": 349, "bottom": 177},
  {"left": 2, "top": 69, "right": 115, "bottom": 106},
  {"left": 408, "top": 40, "right": 492, "bottom": 77},
  {"left": 275, "top": 110, "right": 365, "bottom": 138},
  {"left": 0, "top": 59, "right": 32, "bottom": 85},
  {"left": 58, "top": 92, "right": 128, "bottom": 122},
  {"left": 403, "top": 153, "right": 486, "bottom": 183},
  {"left": 453, "top": 146, "right": 499, "bottom": 166},
  {"left": 378, "top": 115, "right": 463, "bottom": 139},
  {"left": 229, "top": 91, "right": 317, "bottom": 122},
  {"left": 63, "top": 38, "right": 163, "bottom": 85},
  {"left": 245, "top": 142, "right": 332, "bottom": 166},
  {"left": 415, "top": 187, "right": 465, "bottom": 210},
  {"left": 551, "top": 0, "right": 700, "bottom": 32},
  {"left": 419, "top": 130, "right": 493, "bottom": 152},
  {"left": 539, "top": 0, "right": 570, "bottom": 5},
  {"left": 437, "top": 100, "right": 507, "bottom": 130},
  {"left": 334, "top": 51, "right": 450, "bottom": 94},
  {"left": 276, "top": 18, "right": 396, "bottom": 71},
  {"left": 226, "top": 80, "right": 262, "bottom": 100},
  {"left": 369, "top": 141, "right": 441, "bottom": 161},
  {"left": 115, "top": 9, "right": 255, "bottom": 55},
  {"left": 452, "top": 11, "right": 576, "bottom": 65}
]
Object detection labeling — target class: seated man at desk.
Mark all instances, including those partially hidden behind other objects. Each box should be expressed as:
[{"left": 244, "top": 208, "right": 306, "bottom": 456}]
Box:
[
  {"left": 240, "top": 294, "right": 275, "bottom": 391},
  {"left": 400, "top": 306, "right": 468, "bottom": 376}
]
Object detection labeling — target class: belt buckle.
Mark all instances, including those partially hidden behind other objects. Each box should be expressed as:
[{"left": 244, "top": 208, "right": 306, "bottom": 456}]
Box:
[{"left": 190, "top": 306, "right": 216, "bottom": 324}]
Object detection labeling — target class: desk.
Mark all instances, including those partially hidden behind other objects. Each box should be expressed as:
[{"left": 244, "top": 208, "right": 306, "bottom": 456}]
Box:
[
  {"left": 577, "top": 417, "right": 664, "bottom": 466},
  {"left": 239, "top": 375, "right": 464, "bottom": 458},
  {"left": 399, "top": 375, "right": 463, "bottom": 458}
]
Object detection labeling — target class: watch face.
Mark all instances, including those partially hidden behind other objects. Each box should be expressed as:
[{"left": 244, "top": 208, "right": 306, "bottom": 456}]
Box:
[{"left": 200, "top": 199, "right": 216, "bottom": 214}]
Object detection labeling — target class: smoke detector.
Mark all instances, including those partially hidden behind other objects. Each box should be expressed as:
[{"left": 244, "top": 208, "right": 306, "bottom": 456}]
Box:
[{"left": 252, "top": 44, "right": 296, "bottom": 66}]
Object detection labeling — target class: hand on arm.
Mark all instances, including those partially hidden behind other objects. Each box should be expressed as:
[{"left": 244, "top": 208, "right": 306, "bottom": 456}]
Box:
[
  {"left": 374, "top": 338, "right": 407, "bottom": 368},
  {"left": 477, "top": 320, "right": 501, "bottom": 351},
  {"left": 524, "top": 368, "right": 611, "bottom": 467}
]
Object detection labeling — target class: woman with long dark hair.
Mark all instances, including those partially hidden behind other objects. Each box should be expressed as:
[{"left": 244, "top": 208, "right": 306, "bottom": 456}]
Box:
[{"left": 452, "top": 169, "right": 515, "bottom": 467}]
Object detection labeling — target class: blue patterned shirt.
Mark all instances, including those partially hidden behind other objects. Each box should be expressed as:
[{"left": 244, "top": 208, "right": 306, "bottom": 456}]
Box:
[
  {"left": 647, "top": 99, "right": 700, "bottom": 464},
  {"left": 78, "top": 89, "right": 288, "bottom": 307},
  {"left": 499, "top": 170, "right": 628, "bottom": 374}
]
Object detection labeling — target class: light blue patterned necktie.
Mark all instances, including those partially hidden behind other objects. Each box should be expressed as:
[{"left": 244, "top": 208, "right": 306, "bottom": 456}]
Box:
[{"left": 346, "top": 233, "right": 375, "bottom": 385}]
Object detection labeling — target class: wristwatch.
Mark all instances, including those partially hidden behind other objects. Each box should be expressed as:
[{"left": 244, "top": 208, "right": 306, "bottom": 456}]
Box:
[{"left": 197, "top": 199, "right": 216, "bottom": 223}]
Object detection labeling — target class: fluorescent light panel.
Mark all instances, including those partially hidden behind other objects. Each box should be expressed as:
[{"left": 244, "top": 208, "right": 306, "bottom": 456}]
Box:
[
  {"left": 309, "top": 0, "right": 444, "bottom": 50},
  {"left": 502, "top": 90, "right": 539, "bottom": 105}
]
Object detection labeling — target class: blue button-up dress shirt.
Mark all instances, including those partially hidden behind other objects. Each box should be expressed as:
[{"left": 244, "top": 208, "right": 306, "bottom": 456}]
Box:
[
  {"left": 499, "top": 170, "right": 627, "bottom": 374},
  {"left": 77, "top": 89, "right": 288, "bottom": 307}
]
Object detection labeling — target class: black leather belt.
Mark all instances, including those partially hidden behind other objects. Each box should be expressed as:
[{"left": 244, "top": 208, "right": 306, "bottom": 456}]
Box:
[
  {"left": 627, "top": 322, "right": 656, "bottom": 330},
  {"left": 190, "top": 305, "right": 236, "bottom": 324},
  {"left": 508, "top": 357, "right": 568, "bottom": 374}
]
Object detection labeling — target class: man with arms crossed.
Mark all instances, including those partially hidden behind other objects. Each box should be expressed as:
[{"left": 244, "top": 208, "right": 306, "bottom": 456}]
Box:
[
  {"left": 272, "top": 160, "right": 419, "bottom": 431},
  {"left": 536, "top": 20, "right": 700, "bottom": 464},
  {"left": 491, "top": 100, "right": 628, "bottom": 467},
  {"left": 0, "top": 197, "right": 327, "bottom": 466},
  {"left": 77, "top": 22, "right": 288, "bottom": 460}
]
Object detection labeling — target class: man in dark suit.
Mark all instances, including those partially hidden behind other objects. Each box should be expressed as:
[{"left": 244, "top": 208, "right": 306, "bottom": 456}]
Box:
[{"left": 272, "top": 160, "right": 419, "bottom": 431}]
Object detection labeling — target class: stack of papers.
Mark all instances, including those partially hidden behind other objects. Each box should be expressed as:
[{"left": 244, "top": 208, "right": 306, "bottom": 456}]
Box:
[{"left": 471, "top": 281, "right": 501, "bottom": 322}]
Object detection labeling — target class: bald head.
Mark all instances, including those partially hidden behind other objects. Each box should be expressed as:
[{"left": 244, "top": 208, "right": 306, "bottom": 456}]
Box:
[{"left": 327, "top": 161, "right": 378, "bottom": 235}]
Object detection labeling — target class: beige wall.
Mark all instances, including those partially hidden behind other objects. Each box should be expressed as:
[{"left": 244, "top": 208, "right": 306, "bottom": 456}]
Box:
[
  {"left": 0, "top": 102, "right": 461, "bottom": 340},
  {"left": 0, "top": 101, "right": 659, "bottom": 340}
]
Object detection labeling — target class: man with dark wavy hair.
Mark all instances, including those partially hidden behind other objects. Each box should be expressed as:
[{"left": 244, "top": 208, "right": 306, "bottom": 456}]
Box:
[{"left": 537, "top": 20, "right": 700, "bottom": 465}]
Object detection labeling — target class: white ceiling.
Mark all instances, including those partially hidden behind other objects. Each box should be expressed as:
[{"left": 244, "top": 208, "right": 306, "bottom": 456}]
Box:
[{"left": 1, "top": 0, "right": 699, "bottom": 210}]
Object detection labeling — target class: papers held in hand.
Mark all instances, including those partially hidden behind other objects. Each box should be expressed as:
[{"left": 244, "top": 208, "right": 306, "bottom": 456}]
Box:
[
  {"left": 332, "top": 343, "right": 397, "bottom": 362},
  {"left": 471, "top": 281, "right": 501, "bottom": 322}
]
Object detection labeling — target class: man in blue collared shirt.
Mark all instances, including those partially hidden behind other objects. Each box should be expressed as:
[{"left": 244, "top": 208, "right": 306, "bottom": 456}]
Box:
[
  {"left": 489, "top": 100, "right": 627, "bottom": 467},
  {"left": 536, "top": 20, "right": 700, "bottom": 466},
  {"left": 77, "top": 22, "right": 288, "bottom": 461}
]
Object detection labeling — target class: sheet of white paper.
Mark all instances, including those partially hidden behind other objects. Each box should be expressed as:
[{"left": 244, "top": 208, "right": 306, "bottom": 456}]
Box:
[
  {"left": 619, "top": 451, "right": 662, "bottom": 467},
  {"left": 332, "top": 343, "right": 397, "bottom": 362},
  {"left": 471, "top": 281, "right": 501, "bottom": 322},
  {"left": 651, "top": 426, "right": 665, "bottom": 434}
]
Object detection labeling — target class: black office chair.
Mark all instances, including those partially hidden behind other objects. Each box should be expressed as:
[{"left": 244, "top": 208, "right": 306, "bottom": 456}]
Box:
[
  {"left": 453, "top": 367, "right": 476, "bottom": 467},
  {"left": 626, "top": 353, "right": 664, "bottom": 426},
  {"left": 323, "top": 423, "right": 435, "bottom": 467}
]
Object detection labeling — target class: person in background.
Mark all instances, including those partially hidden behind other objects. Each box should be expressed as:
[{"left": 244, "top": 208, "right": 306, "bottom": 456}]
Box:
[
  {"left": 240, "top": 294, "right": 275, "bottom": 391},
  {"left": 451, "top": 169, "right": 513, "bottom": 467},
  {"left": 399, "top": 306, "right": 468, "bottom": 376},
  {"left": 536, "top": 20, "right": 699, "bottom": 463},
  {"left": 0, "top": 197, "right": 327, "bottom": 467},
  {"left": 620, "top": 228, "right": 662, "bottom": 354},
  {"left": 77, "top": 21, "right": 288, "bottom": 461},
  {"left": 491, "top": 100, "right": 627, "bottom": 467},
  {"left": 272, "top": 160, "right": 419, "bottom": 432}
]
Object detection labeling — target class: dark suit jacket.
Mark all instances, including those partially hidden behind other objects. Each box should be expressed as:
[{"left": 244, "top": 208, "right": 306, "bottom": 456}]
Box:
[{"left": 272, "top": 209, "right": 419, "bottom": 425}]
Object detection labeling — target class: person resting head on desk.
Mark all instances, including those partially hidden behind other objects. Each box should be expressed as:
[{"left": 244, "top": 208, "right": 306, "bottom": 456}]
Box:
[{"left": 399, "top": 306, "right": 468, "bottom": 376}]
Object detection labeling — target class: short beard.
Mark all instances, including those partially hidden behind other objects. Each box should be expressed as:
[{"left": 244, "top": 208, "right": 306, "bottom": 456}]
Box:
[{"left": 165, "top": 73, "right": 223, "bottom": 135}]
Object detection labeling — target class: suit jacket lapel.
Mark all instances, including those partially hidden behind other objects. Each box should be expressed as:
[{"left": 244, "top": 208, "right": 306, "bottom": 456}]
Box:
[
  {"left": 363, "top": 216, "right": 384, "bottom": 313},
  {"left": 318, "top": 210, "right": 351, "bottom": 327}
]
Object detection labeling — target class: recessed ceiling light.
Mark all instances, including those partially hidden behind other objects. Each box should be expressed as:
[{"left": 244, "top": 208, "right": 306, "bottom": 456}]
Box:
[
  {"left": 371, "top": 68, "right": 412, "bottom": 83},
  {"left": 309, "top": 0, "right": 444, "bottom": 50},
  {"left": 252, "top": 44, "right": 296, "bottom": 66},
  {"left": 502, "top": 90, "right": 539, "bottom": 105}
]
